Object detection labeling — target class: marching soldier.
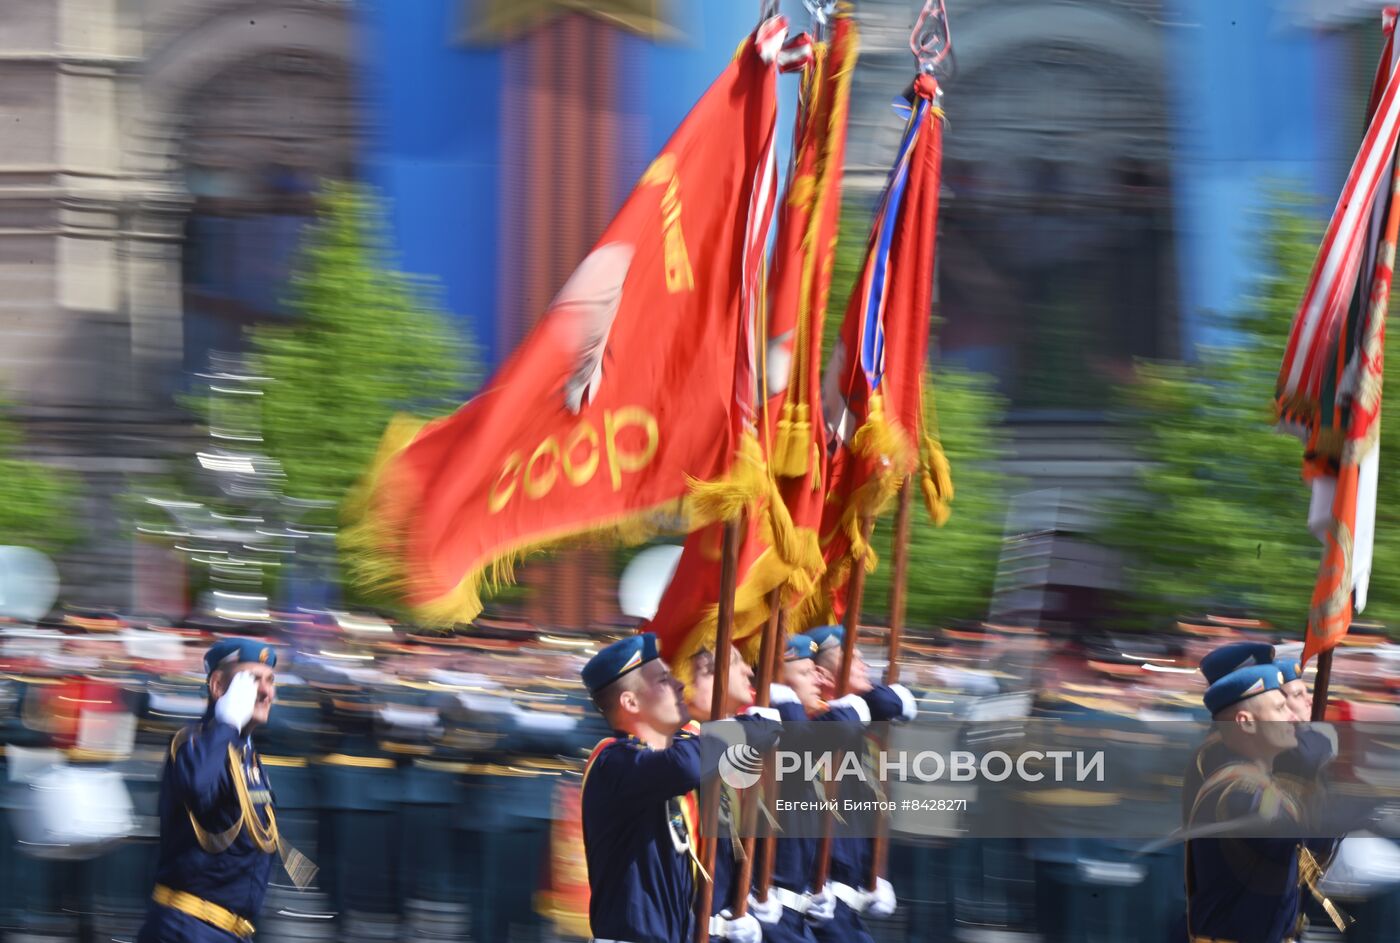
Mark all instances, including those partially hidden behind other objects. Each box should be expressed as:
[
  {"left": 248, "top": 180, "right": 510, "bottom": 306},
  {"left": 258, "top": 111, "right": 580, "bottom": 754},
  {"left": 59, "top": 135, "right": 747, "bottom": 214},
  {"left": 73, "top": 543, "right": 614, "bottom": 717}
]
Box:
[
  {"left": 1184, "top": 660, "right": 1308, "bottom": 943},
  {"left": 138, "top": 638, "right": 307, "bottom": 943},
  {"left": 753, "top": 633, "right": 875, "bottom": 943},
  {"left": 679, "top": 643, "right": 764, "bottom": 943},
  {"left": 805, "top": 625, "right": 917, "bottom": 943},
  {"left": 580, "top": 633, "right": 780, "bottom": 943}
]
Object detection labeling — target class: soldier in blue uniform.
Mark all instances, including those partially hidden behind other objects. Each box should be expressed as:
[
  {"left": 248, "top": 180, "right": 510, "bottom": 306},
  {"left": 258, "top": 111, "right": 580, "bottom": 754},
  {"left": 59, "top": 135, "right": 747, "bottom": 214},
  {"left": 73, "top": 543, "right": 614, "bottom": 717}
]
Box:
[
  {"left": 806, "top": 625, "right": 917, "bottom": 943},
  {"left": 138, "top": 638, "right": 304, "bottom": 943},
  {"left": 1184, "top": 661, "right": 1309, "bottom": 943},
  {"left": 753, "top": 633, "right": 880, "bottom": 943},
  {"left": 580, "top": 633, "right": 780, "bottom": 943},
  {"left": 1183, "top": 642, "right": 1277, "bottom": 818},
  {"left": 678, "top": 643, "right": 765, "bottom": 943}
]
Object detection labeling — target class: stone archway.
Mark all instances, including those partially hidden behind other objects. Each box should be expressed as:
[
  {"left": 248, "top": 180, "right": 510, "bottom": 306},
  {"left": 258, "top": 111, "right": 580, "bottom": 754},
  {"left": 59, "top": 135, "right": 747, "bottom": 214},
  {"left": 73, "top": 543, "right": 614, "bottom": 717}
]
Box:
[
  {"left": 931, "top": 1, "right": 1177, "bottom": 407},
  {"left": 129, "top": 1, "right": 358, "bottom": 389}
]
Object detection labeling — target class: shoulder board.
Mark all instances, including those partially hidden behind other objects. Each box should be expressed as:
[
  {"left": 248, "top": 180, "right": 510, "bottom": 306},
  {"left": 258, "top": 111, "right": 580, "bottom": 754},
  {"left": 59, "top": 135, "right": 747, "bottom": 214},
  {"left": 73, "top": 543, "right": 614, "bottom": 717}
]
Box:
[
  {"left": 581, "top": 737, "right": 618, "bottom": 793},
  {"left": 168, "top": 724, "right": 196, "bottom": 762},
  {"left": 1193, "top": 732, "right": 1224, "bottom": 778},
  {"left": 1192, "top": 761, "right": 1303, "bottom": 825},
  {"left": 682, "top": 720, "right": 702, "bottom": 735}
]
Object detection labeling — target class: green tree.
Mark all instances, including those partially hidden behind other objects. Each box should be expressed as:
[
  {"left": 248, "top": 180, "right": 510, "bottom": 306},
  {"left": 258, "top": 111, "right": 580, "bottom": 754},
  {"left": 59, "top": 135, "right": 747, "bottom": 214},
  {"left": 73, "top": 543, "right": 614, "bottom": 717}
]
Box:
[
  {"left": 0, "top": 399, "right": 77, "bottom": 554},
  {"left": 863, "top": 369, "right": 1014, "bottom": 626},
  {"left": 826, "top": 199, "right": 1014, "bottom": 628},
  {"left": 1098, "top": 201, "right": 1400, "bottom": 630},
  {"left": 245, "top": 183, "right": 474, "bottom": 519}
]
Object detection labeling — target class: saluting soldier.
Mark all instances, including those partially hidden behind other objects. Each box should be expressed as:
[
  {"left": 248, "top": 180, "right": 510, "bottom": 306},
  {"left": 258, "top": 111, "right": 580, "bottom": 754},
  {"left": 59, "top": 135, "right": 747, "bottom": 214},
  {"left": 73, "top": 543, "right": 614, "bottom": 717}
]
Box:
[
  {"left": 1184, "top": 661, "right": 1308, "bottom": 943},
  {"left": 580, "top": 633, "right": 780, "bottom": 943},
  {"left": 138, "top": 638, "right": 305, "bottom": 943}
]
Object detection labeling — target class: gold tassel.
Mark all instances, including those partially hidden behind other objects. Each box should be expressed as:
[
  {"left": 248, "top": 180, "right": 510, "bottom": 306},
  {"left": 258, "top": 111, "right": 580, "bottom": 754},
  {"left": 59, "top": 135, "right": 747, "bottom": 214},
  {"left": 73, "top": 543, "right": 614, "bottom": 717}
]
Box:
[
  {"left": 1299, "top": 846, "right": 1353, "bottom": 932},
  {"left": 278, "top": 839, "right": 320, "bottom": 890},
  {"left": 920, "top": 434, "right": 953, "bottom": 526}
]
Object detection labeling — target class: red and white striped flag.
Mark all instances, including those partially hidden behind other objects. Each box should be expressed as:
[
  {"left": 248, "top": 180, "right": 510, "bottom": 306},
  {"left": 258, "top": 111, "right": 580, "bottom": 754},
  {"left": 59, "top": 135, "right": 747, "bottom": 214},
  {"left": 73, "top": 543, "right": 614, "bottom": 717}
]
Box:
[{"left": 1278, "top": 8, "right": 1399, "bottom": 663}]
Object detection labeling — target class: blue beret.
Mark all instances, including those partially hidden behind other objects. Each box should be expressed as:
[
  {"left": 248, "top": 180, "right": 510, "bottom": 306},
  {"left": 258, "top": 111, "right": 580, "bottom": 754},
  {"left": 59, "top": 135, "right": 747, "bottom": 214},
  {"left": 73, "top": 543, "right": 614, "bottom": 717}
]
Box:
[
  {"left": 1200, "top": 642, "right": 1275, "bottom": 684},
  {"left": 807, "top": 626, "right": 844, "bottom": 652},
  {"left": 204, "top": 638, "right": 277, "bottom": 674},
  {"left": 1276, "top": 658, "right": 1304, "bottom": 683},
  {"left": 583, "top": 633, "right": 659, "bottom": 695},
  {"left": 784, "top": 634, "right": 817, "bottom": 662},
  {"left": 1204, "top": 663, "right": 1286, "bottom": 715}
]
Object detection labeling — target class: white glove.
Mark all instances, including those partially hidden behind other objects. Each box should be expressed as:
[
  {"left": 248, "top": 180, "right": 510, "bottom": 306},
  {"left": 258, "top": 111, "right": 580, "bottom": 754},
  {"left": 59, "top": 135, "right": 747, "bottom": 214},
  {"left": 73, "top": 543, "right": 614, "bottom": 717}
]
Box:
[
  {"left": 889, "top": 683, "right": 918, "bottom": 722},
  {"left": 746, "top": 892, "right": 784, "bottom": 926},
  {"left": 769, "top": 683, "right": 801, "bottom": 707},
  {"left": 713, "top": 910, "right": 762, "bottom": 943},
  {"left": 804, "top": 887, "right": 836, "bottom": 924},
  {"left": 743, "top": 705, "right": 781, "bottom": 723},
  {"left": 864, "top": 877, "right": 896, "bottom": 918},
  {"left": 214, "top": 671, "right": 257, "bottom": 731},
  {"left": 828, "top": 693, "right": 871, "bottom": 724}
]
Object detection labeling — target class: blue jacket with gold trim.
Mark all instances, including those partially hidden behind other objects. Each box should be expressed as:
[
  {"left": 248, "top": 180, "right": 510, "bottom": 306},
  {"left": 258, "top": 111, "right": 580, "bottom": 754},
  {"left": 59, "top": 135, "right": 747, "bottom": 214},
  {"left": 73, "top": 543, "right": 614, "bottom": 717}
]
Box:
[{"left": 141, "top": 714, "right": 277, "bottom": 938}]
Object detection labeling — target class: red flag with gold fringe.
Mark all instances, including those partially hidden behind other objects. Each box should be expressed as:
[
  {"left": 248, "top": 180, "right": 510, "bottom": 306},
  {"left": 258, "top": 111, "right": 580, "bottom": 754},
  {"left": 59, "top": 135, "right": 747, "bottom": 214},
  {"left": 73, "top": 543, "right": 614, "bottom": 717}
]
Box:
[
  {"left": 650, "top": 15, "right": 858, "bottom": 676},
  {"left": 806, "top": 72, "right": 952, "bottom": 628},
  {"left": 346, "top": 20, "right": 789, "bottom": 625}
]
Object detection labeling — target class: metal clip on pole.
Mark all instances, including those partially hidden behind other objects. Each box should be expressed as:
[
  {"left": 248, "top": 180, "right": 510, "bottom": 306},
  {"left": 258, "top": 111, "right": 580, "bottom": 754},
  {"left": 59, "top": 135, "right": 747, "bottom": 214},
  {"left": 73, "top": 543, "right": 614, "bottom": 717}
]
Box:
[{"left": 909, "top": 0, "right": 956, "bottom": 81}]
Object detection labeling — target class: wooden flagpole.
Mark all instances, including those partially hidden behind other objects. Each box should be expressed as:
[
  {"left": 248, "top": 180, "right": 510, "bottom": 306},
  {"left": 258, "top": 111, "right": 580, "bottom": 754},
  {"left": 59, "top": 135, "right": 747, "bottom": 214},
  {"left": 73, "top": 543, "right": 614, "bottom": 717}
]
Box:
[
  {"left": 1311, "top": 649, "right": 1333, "bottom": 722},
  {"left": 868, "top": 477, "right": 912, "bottom": 888},
  {"left": 753, "top": 595, "right": 789, "bottom": 905},
  {"left": 731, "top": 591, "right": 784, "bottom": 917},
  {"left": 812, "top": 514, "right": 876, "bottom": 891},
  {"left": 694, "top": 517, "right": 745, "bottom": 943}
]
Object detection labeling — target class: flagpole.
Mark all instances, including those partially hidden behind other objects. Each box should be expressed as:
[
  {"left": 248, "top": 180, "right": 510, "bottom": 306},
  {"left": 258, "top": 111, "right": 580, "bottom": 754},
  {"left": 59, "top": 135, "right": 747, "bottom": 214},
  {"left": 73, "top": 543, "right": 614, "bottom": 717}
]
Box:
[
  {"left": 694, "top": 517, "right": 744, "bottom": 943},
  {"left": 1311, "top": 649, "right": 1334, "bottom": 722},
  {"left": 812, "top": 514, "right": 876, "bottom": 892},
  {"left": 753, "top": 593, "right": 788, "bottom": 906},
  {"left": 731, "top": 590, "right": 784, "bottom": 918},
  {"left": 868, "top": 477, "right": 912, "bottom": 889}
]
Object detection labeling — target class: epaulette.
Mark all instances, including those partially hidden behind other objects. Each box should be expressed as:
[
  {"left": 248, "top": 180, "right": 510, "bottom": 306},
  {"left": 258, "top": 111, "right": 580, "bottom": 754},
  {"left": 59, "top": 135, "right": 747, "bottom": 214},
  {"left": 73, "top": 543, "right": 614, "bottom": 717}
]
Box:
[{"left": 1191, "top": 760, "right": 1303, "bottom": 825}]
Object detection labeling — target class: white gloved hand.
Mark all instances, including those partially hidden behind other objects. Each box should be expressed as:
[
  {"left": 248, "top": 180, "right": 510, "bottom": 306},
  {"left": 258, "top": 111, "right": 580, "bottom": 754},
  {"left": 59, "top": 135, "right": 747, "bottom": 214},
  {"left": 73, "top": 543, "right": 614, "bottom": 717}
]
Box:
[
  {"left": 743, "top": 705, "right": 781, "bottom": 723},
  {"left": 827, "top": 693, "right": 872, "bottom": 724},
  {"left": 715, "top": 910, "right": 763, "bottom": 943},
  {"left": 804, "top": 887, "right": 836, "bottom": 924},
  {"left": 769, "top": 683, "right": 801, "bottom": 707},
  {"left": 214, "top": 671, "right": 257, "bottom": 731},
  {"left": 865, "top": 877, "right": 896, "bottom": 918},
  {"left": 889, "top": 683, "right": 919, "bottom": 722},
  {"left": 746, "top": 892, "right": 784, "bottom": 926}
]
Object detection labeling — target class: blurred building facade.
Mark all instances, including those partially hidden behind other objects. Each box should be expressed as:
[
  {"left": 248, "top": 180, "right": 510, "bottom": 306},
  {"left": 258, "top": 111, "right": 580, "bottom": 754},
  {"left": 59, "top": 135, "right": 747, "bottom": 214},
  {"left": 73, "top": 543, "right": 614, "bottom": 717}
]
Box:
[{"left": 0, "top": 0, "right": 357, "bottom": 603}]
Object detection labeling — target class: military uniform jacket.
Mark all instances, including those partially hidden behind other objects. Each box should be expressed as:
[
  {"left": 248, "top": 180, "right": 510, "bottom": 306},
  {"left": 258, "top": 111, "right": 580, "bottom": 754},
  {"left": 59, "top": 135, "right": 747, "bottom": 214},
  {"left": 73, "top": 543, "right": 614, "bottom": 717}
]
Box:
[
  {"left": 143, "top": 716, "right": 277, "bottom": 936},
  {"left": 830, "top": 685, "right": 906, "bottom": 890},
  {"left": 769, "top": 698, "right": 870, "bottom": 894},
  {"left": 1185, "top": 758, "right": 1303, "bottom": 943},
  {"left": 582, "top": 726, "right": 710, "bottom": 943}
]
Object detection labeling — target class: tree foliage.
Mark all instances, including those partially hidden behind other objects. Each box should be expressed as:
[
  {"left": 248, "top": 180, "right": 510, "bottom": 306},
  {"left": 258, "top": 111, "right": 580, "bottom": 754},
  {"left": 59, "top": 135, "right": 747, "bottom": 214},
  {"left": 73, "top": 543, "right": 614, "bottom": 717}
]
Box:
[
  {"left": 827, "top": 200, "right": 1014, "bottom": 628},
  {"left": 0, "top": 400, "right": 77, "bottom": 554},
  {"left": 245, "top": 183, "right": 474, "bottom": 518},
  {"left": 1099, "top": 201, "right": 1400, "bottom": 631}
]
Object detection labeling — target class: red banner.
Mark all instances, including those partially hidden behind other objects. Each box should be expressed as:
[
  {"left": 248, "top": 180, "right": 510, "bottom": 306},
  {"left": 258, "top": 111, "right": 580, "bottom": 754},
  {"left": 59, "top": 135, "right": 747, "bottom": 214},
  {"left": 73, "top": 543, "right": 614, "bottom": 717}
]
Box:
[
  {"left": 808, "top": 73, "right": 951, "bottom": 626},
  {"left": 650, "top": 19, "right": 858, "bottom": 675},
  {"left": 1279, "top": 11, "right": 1397, "bottom": 663},
  {"left": 347, "top": 23, "right": 786, "bottom": 624}
]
